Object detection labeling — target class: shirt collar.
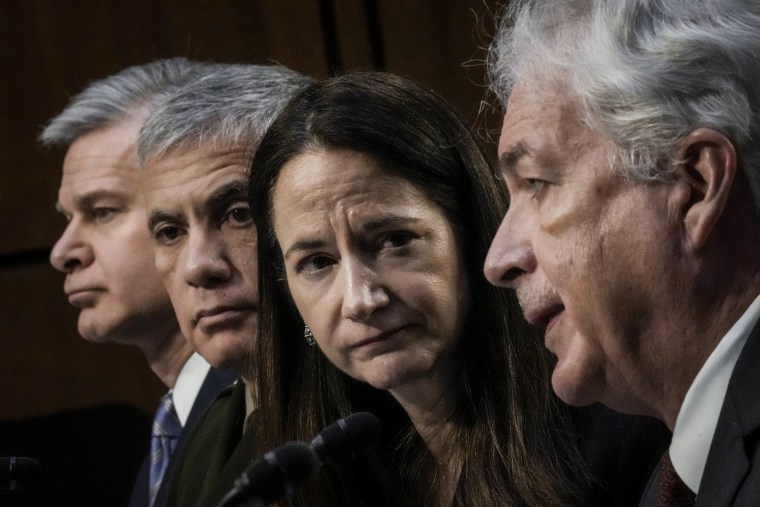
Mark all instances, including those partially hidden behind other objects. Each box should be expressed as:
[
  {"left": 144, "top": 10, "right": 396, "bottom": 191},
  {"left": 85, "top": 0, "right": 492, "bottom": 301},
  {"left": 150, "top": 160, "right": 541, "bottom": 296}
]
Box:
[
  {"left": 171, "top": 352, "right": 211, "bottom": 426},
  {"left": 670, "top": 293, "right": 760, "bottom": 492}
]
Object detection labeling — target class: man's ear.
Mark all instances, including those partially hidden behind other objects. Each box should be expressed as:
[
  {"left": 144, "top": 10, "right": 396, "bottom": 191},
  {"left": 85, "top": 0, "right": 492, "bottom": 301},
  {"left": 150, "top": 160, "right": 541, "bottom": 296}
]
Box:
[{"left": 672, "top": 128, "right": 737, "bottom": 251}]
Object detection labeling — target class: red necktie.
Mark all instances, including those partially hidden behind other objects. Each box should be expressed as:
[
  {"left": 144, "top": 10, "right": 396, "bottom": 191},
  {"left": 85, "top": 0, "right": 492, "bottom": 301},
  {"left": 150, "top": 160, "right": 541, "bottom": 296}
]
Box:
[{"left": 657, "top": 451, "right": 696, "bottom": 507}]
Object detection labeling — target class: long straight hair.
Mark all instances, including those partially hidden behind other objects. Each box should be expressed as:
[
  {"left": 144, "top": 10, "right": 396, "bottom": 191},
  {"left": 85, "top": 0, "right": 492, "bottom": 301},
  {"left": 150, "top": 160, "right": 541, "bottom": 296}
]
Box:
[{"left": 249, "top": 72, "right": 587, "bottom": 506}]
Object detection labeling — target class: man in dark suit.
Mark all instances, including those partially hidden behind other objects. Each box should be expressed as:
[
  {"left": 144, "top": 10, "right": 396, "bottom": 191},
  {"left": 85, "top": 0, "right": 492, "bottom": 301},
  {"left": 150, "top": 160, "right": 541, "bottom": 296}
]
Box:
[
  {"left": 484, "top": 1, "right": 760, "bottom": 505},
  {"left": 138, "top": 64, "right": 313, "bottom": 507},
  {"left": 41, "top": 59, "right": 236, "bottom": 506}
]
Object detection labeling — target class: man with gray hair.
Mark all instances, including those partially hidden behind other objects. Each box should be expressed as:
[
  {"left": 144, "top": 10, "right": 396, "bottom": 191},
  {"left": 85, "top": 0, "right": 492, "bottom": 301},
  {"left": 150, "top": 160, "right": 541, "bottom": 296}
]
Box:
[
  {"left": 484, "top": 0, "right": 760, "bottom": 504},
  {"left": 41, "top": 58, "right": 235, "bottom": 507},
  {"left": 138, "top": 63, "right": 312, "bottom": 507}
]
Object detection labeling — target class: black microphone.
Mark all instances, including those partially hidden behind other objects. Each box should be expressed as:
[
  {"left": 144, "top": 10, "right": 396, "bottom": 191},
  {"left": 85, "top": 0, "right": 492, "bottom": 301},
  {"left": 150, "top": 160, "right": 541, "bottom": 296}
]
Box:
[
  {"left": 217, "top": 442, "right": 318, "bottom": 507},
  {"left": 310, "top": 411, "right": 381, "bottom": 464},
  {"left": 0, "top": 457, "right": 42, "bottom": 491},
  {"left": 217, "top": 412, "right": 381, "bottom": 507}
]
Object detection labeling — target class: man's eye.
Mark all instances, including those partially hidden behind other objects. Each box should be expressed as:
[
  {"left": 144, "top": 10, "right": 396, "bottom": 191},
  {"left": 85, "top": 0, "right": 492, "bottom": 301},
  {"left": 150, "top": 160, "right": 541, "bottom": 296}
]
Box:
[
  {"left": 526, "top": 179, "right": 546, "bottom": 198},
  {"left": 225, "top": 204, "right": 253, "bottom": 225},
  {"left": 155, "top": 225, "right": 183, "bottom": 243},
  {"left": 93, "top": 208, "right": 117, "bottom": 222}
]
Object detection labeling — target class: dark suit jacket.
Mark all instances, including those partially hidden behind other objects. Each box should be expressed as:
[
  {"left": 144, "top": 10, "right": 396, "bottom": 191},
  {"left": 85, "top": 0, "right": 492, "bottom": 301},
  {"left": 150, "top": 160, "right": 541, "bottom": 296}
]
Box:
[
  {"left": 640, "top": 318, "right": 760, "bottom": 506},
  {"left": 128, "top": 366, "right": 236, "bottom": 507},
  {"left": 162, "top": 379, "right": 257, "bottom": 507}
]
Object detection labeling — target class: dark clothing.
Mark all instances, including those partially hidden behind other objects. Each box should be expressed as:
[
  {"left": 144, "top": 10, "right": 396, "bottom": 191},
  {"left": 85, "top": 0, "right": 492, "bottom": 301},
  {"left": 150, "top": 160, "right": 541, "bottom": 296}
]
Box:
[
  {"left": 129, "top": 366, "right": 236, "bottom": 507},
  {"left": 640, "top": 320, "right": 760, "bottom": 506},
  {"left": 161, "top": 379, "right": 256, "bottom": 507}
]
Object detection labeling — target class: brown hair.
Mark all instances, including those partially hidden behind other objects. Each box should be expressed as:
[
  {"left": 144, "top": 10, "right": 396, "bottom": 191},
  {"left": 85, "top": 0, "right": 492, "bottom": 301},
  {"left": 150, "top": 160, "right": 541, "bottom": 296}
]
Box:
[{"left": 249, "top": 72, "right": 588, "bottom": 506}]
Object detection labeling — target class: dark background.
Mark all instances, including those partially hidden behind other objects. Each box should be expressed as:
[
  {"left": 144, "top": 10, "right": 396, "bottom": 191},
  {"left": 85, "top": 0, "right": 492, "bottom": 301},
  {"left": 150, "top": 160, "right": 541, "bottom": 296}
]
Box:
[{"left": 0, "top": 0, "right": 501, "bottom": 502}]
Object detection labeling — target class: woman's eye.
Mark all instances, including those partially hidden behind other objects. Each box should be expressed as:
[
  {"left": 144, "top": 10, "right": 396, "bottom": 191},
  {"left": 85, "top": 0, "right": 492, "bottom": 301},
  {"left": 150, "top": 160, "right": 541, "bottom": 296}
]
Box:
[
  {"left": 298, "top": 255, "right": 335, "bottom": 274},
  {"left": 380, "top": 232, "right": 414, "bottom": 249}
]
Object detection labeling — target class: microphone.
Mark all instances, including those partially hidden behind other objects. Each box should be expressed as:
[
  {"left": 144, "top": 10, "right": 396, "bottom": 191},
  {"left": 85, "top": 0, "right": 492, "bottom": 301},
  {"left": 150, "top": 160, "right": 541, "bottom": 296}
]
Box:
[
  {"left": 217, "top": 412, "right": 381, "bottom": 507},
  {"left": 310, "top": 411, "right": 381, "bottom": 464},
  {"left": 217, "top": 443, "right": 318, "bottom": 507},
  {"left": 0, "top": 457, "right": 43, "bottom": 491}
]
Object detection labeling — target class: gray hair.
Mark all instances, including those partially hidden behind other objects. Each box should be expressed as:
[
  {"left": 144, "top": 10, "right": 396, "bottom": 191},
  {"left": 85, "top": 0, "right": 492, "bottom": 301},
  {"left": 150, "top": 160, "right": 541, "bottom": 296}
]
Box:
[
  {"left": 138, "top": 64, "right": 313, "bottom": 165},
  {"left": 39, "top": 57, "right": 214, "bottom": 148},
  {"left": 489, "top": 0, "right": 760, "bottom": 210}
]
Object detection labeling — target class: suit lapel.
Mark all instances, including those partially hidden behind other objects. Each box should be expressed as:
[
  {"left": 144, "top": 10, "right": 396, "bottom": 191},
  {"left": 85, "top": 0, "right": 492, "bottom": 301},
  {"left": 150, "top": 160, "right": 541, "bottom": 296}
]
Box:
[{"left": 696, "top": 320, "right": 760, "bottom": 505}]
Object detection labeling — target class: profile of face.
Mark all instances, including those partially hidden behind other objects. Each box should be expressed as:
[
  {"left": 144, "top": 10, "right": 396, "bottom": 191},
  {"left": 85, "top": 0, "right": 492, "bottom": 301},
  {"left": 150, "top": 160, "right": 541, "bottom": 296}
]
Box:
[
  {"left": 50, "top": 116, "right": 178, "bottom": 344},
  {"left": 272, "top": 148, "right": 469, "bottom": 394},
  {"left": 142, "top": 146, "right": 258, "bottom": 373},
  {"left": 484, "top": 80, "right": 679, "bottom": 412}
]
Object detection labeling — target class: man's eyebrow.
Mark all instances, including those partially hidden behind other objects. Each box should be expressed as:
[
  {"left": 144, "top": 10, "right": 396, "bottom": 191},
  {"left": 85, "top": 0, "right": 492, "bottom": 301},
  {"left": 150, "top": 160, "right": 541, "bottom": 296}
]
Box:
[
  {"left": 147, "top": 210, "right": 177, "bottom": 232},
  {"left": 210, "top": 181, "right": 247, "bottom": 206},
  {"left": 76, "top": 190, "right": 128, "bottom": 209},
  {"left": 498, "top": 142, "right": 529, "bottom": 175},
  {"left": 283, "top": 239, "right": 325, "bottom": 260},
  {"left": 56, "top": 190, "right": 128, "bottom": 214}
]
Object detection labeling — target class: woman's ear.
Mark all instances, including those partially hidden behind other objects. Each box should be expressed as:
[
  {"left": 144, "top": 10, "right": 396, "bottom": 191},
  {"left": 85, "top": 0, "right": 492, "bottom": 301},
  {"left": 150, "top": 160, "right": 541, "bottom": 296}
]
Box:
[{"left": 671, "top": 128, "right": 737, "bottom": 251}]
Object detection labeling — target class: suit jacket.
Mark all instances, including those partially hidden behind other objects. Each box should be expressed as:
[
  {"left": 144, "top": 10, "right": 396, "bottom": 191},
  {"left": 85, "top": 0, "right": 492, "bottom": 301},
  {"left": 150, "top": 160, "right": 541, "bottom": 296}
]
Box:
[
  {"left": 640, "top": 319, "right": 760, "bottom": 506},
  {"left": 128, "top": 366, "right": 236, "bottom": 507},
  {"left": 162, "top": 379, "right": 257, "bottom": 507}
]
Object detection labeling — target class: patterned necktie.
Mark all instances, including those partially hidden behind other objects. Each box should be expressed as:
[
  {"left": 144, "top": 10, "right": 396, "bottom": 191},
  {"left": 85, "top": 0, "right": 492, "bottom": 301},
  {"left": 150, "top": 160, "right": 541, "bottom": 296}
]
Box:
[
  {"left": 657, "top": 451, "right": 696, "bottom": 507},
  {"left": 149, "top": 391, "right": 182, "bottom": 505}
]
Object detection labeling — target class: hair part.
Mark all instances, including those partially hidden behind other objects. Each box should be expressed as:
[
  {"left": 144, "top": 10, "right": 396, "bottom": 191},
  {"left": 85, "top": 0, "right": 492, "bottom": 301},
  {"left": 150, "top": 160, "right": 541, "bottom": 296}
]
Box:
[
  {"left": 137, "top": 64, "right": 314, "bottom": 166},
  {"left": 39, "top": 57, "right": 212, "bottom": 148},
  {"left": 489, "top": 0, "right": 760, "bottom": 209}
]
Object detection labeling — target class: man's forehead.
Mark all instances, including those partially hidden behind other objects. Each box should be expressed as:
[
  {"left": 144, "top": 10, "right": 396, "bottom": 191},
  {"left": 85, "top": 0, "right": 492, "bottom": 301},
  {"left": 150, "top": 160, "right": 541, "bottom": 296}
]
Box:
[{"left": 142, "top": 146, "right": 250, "bottom": 210}]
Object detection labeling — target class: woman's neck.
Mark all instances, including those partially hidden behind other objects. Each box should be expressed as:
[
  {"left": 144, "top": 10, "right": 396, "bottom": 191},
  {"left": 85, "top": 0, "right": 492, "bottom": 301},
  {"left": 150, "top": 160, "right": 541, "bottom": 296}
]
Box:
[{"left": 390, "top": 367, "right": 463, "bottom": 505}]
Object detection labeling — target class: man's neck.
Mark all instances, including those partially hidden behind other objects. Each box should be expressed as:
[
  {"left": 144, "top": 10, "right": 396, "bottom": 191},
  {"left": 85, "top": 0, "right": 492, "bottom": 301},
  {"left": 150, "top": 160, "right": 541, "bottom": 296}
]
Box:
[
  {"left": 141, "top": 330, "right": 195, "bottom": 388},
  {"left": 657, "top": 277, "right": 760, "bottom": 429}
]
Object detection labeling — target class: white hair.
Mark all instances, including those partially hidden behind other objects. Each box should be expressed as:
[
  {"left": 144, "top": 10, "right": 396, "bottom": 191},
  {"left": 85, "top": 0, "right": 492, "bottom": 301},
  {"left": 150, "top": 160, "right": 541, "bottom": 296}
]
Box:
[
  {"left": 39, "top": 58, "right": 214, "bottom": 147},
  {"left": 137, "top": 64, "right": 313, "bottom": 165},
  {"left": 489, "top": 0, "right": 760, "bottom": 209}
]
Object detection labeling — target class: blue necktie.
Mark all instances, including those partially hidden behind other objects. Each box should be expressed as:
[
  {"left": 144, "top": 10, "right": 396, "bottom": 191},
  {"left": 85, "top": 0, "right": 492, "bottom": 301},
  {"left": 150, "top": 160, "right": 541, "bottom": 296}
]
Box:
[{"left": 149, "top": 391, "right": 182, "bottom": 505}]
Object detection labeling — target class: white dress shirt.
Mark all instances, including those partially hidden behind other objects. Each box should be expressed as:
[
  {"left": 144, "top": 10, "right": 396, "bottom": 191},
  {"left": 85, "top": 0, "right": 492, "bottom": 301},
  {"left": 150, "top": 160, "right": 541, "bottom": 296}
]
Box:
[
  {"left": 670, "top": 293, "right": 760, "bottom": 493},
  {"left": 170, "top": 352, "right": 211, "bottom": 426}
]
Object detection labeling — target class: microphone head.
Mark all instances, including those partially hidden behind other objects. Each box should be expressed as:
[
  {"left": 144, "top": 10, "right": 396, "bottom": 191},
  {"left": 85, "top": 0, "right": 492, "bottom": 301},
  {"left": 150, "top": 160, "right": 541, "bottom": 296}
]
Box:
[
  {"left": 310, "top": 412, "right": 381, "bottom": 464},
  {"left": 219, "top": 442, "right": 318, "bottom": 507},
  {"left": 0, "top": 457, "right": 43, "bottom": 491},
  {"left": 265, "top": 442, "right": 319, "bottom": 490}
]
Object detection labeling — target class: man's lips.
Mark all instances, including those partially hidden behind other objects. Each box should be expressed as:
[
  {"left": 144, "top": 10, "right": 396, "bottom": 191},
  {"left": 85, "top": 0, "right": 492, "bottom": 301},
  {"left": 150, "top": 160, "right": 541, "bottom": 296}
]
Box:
[
  {"left": 524, "top": 303, "right": 565, "bottom": 333},
  {"left": 194, "top": 304, "right": 257, "bottom": 330},
  {"left": 65, "top": 287, "right": 105, "bottom": 307}
]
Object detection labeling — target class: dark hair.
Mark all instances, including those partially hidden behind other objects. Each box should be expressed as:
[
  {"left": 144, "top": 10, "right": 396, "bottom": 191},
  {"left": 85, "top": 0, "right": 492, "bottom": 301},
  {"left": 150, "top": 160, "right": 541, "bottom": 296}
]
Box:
[{"left": 249, "top": 72, "right": 587, "bottom": 506}]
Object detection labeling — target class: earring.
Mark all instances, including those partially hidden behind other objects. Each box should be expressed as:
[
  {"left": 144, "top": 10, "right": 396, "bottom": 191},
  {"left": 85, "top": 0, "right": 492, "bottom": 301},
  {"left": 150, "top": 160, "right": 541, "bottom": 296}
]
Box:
[{"left": 304, "top": 326, "right": 316, "bottom": 346}]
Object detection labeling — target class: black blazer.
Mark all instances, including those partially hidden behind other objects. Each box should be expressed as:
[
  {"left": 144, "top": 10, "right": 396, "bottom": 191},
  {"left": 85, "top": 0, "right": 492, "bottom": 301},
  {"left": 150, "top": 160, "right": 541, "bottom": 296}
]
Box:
[
  {"left": 128, "top": 366, "right": 236, "bottom": 507},
  {"left": 640, "top": 318, "right": 760, "bottom": 506},
  {"left": 162, "top": 379, "right": 256, "bottom": 507}
]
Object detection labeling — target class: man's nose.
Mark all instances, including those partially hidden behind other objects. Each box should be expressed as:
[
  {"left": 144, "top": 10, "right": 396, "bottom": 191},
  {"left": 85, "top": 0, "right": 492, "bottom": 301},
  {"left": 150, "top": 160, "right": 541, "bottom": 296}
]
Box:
[
  {"left": 49, "top": 221, "right": 95, "bottom": 273},
  {"left": 182, "top": 232, "right": 232, "bottom": 288},
  {"left": 483, "top": 212, "right": 537, "bottom": 289}
]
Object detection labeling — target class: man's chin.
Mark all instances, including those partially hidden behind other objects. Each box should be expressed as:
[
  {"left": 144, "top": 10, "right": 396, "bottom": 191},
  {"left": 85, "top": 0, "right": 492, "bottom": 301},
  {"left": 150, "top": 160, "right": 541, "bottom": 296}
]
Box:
[
  {"left": 550, "top": 361, "right": 601, "bottom": 407},
  {"left": 77, "top": 319, "right": 111, "bottom": 344},
  {"left": 195, "top": 336, "right": 251, "bottom": 376}
]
